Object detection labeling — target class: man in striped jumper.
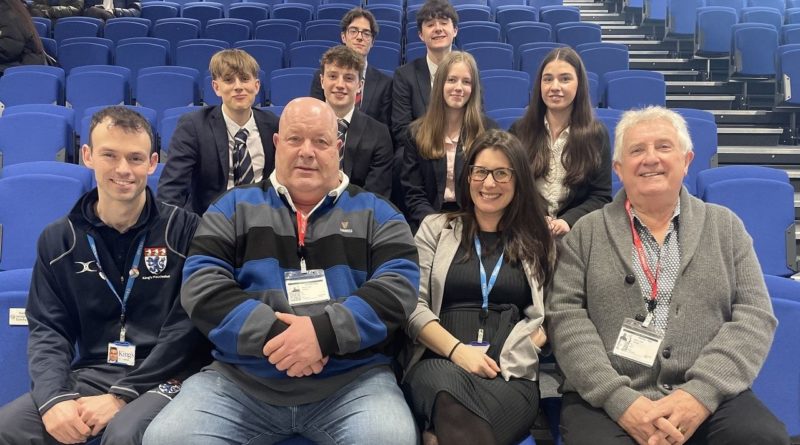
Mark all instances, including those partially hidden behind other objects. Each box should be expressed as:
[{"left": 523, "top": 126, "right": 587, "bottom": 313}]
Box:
[{"left": 143, "top": 97, "right": 420, "bottom": 445}]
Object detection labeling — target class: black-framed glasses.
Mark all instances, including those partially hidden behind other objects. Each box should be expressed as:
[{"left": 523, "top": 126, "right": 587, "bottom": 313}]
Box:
[
  {"left": 469, "top": 166, "right": 515, "bottom": 183},
  {"left": 346, "top": 27, "right": 374, "bottom": 40}
]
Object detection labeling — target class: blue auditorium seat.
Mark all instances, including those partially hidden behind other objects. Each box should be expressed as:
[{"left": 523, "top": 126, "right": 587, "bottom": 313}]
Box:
[
  {"left": 136, "top": 68, "right": 199, "bottom": 120},
  {"left": 454, "top": 4, "right": 492, "bottom": 22},
  {"left": 730, "top": 23, "right": 778, "bottom": 78},
  {"left": 58, "top": 38, "right": 113, "bottom": 74},
  {"left": 604, "top": 70, "right": 666, "bottom": 109},
  {"left": 0, "top": 175, "right": 84, "bottom": 271},
  {"left": 0, "top": 268, "right": 33, "bottom": 293},
  {"left": 103, "top": 17, "right": 151, "bottom": 44},
  {"left": 682, "top": 117, "right": 717, "bottom": 195},
  {"left": 375, "top": 21, "right": 401, "bottom": 45},
  {"left": 753, "top": 295, "right": 800, "bottom": 438},
  {"left": 270, "top": 67, "right": 315, "bottom": 105},
  {"left": 463, "top": 42, "right": 514, "bottom": 70},
  {"left": 747, "top": 0, "right": 785, "bottom": 15},
  {"left": 539, "top": 5, "right": 580, "bottom": 30},
  {"left": 67, "top": 69, "right": 130, "bottom": 130},
  {"left": 2, "top": 104, "right": 76, "bottom": 156},
  {"left": 704, "top": 178, "right": 797, "bottom": 277},
  {"left": 741, "top": 6, "right": 782, "bottom": 30},
  {"left": 695, "top": 6, "right": 739, "bottom": 57},
  {"left": 457, "top": 21, "right": 502, "bottom": 45},
  {"left": 79, "top": 105, "right": 158, "bottom": 147},
  {"left": 141, "top": 1, "right": 181, "bottom": 21},
  {"left": 0, "top": 112, "right": 70, "bottom": 167},
  {"left": 32, "top": 17, "right": 51, "bottom": 38},
  {"left": 665, "top": 0, "right": 702, "bottom": 40},
  {"left": 175, "top": 40, "right": 229, "bottom": 77},
  {"left": 487, "top": 107, "right": 526, "bottom": 130},
  {"left": 506, "top": 22, "right": 554, "bottom": 63},
  {"left": 228, "top": 3, "right": 270, "bottom": 29},
  {"left": 288, "top": 40, "right": 338, "bottom": 68},
  {"left": 53, "top": 16, "right": 104, "bottom": 45},
  {"left": 555, "top": 21, "right": 601, "bottom": 48},
  {"left": 482, "top": 69, "right": 531, "bottom": 111},
  {"left": 116, "top": 38, "right": 171, "bottom": 98},
  {"left": 304, "top": 19, "right": 341, "bottom": 41},
  {"left": 0, "top": 71, "right": 61, "bottom": 113},
  {"left": 317, "top": 3, "right": 355, "bottom": 20},
  {"left": 255, "top": 19, "right": 302, "bottom": 48},
  {"left": 495, "top": 6, "right": 537, "bottom": 34},
  {"left": 204, "top": 18, "right": 253, "bottom": 47},
  {"left": 181, "top": 1, "right": 225, "bottom": 32},
  {"left": 695, "top": 165, "right": 789, "bottom": 200},
  {"left": 404, "top": 41, "right": 427, "bottom": 63},
  {"left": 271, "top": 3, "right": 314, "bottom": 31},
  {"left": 644, "top": 0, "right": 667, "bottom": 22},
  {"left": 158, "top": 106, "right": 202, "bottom": 157},
  {"left": 365, "top": 4, "right": 403, "bottom": 22},
  {"left": 152, "top": 17, "right": 201, "bottom": 61},
  {"left": 369, "top": 42, "right": 402, "bottom": 72},
  {"left": 0, "top": 291, "right": 30, "bottom": 406},
  {"left": 0, "top": 161, "right": 93, "bottom": 193}
]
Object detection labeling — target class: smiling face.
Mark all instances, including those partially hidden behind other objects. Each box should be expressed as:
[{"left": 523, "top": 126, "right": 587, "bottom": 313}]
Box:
[
  {"left": 470, "top": 148, "right": 515, "bottom": 223},
  {"left": 274, "top": 99, "right": 342, "bottom": 207},
  {"left": 443, "top": 61, "right": 472, "bottom": 110},
  {"left": 212, "top": 71, "right": 260, "bottom": 115},
  {"left": 320, "top": 62, "right": 362, "bottom": 115},
  {"left": 540, "top": 59, "right": 578, "bottom": 115},
  {"left": 83, "top": 117, "right": 157, "bottom": 208},
  {"left": 419, "top": 17, "right": 457, "bottom": 53},
  {"left": 341, "top": 16, "right": 374, "bottom": 57},
  {"left": 614, "top": 118, "right": 694, "bottom": 205}
]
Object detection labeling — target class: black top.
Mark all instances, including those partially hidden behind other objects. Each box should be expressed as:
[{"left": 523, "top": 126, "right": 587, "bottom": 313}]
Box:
[{"left": 442, "top": 231, "right": 531, "bottom": 313}]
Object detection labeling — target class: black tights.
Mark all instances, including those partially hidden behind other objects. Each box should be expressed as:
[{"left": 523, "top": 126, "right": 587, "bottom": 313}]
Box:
[{"left": 432, "top": 392, "right": 496, "bottom": 445}]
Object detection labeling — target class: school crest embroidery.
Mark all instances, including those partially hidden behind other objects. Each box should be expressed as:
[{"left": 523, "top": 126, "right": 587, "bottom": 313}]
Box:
[{"left": 144, "top": 247, "right": 167, "bottom": 275}]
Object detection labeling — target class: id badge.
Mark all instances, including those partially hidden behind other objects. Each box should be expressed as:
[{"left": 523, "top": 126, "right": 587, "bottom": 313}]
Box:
[
  {"left": 284, "top": 270, "right": 331, "bottom": 306},
  {"left": 108, "top": 341, "right": 136, "bottom": 366},
  {"left": 612, "top": 318, "right": 663, "bottom": 367},
  {"left": 469, "top": 341, "right": 491, "bottom": 354}
]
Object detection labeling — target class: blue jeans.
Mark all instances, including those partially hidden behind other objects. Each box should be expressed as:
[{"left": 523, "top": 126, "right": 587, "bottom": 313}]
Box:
[{"left": 142, "top": 367, "right": 418, "bottom": 445}]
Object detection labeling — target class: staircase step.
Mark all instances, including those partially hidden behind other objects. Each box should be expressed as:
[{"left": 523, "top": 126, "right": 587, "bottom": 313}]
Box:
[
  {"left": 718, "top": 145, "right": 800, "bottom": 164},
  {"left": 630, "top": 58, "right": 694, "bottom": 70},
  {"left": 666, "top": 81, "right": 741, "bottom": 95},
  {"left": 666, "top": 94, "right": 736, "bottom": 110},
  {"left": 614, "top": 40, "right": 676, "bottom": 51},
  {"left": 718, "top": 128, "right": 784, "bottom": 147},
  {"left": 711, "top": 109, "right": 788, "bottom": 126},
  {"left": 630, "top": 50, "right": 671, "bottom": 57},
  {"left": 657, "top": 70, "right": 701, "bottom": 81},
  {"left": 602, "top": 33, "right": 649, "bottom": 39}
]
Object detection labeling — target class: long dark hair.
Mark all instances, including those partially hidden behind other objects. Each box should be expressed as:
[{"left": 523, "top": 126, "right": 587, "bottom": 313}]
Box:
[
  {"left": 7, "top": 0, "right": 44, "bottom": 55},
  {"left": 513, "top": 47, "right": 602, "bottom": 186},
  {"left": 449, "top": 129, "right": 554, "bottom": 287}
]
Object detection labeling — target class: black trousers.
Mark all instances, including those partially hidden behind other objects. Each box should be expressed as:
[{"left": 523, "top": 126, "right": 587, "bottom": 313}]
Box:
[
  {"left": 0, "top": 365, "right": 171, "bottom": 445},
  {"left": 560, "top": 390, "right": 790, "bottom": 445}
]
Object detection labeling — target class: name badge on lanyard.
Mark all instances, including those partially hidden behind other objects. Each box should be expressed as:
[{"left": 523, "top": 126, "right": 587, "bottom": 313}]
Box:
[
  {"left": 285, "top": 211, "right": 331, "bottom": 306},
  {"left": 469, "top": 237, "right": 503, "bottom": 353},
  {"left": 613, "top": 318, "right": 663, "bottom": 367},
  {"left": 87, "top": 234, "right": 145, "bottom": 367}
]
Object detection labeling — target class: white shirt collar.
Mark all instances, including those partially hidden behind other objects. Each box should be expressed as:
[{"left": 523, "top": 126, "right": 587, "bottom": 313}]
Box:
[{"left": 268, "top": 170, "right": 351, "bottom": 217}]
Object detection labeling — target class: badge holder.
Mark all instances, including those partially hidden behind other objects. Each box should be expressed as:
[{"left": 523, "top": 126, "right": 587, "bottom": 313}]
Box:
[
  {"left": 612, "top": 317, "right": 663, "bottom": 367},
  {"left": 469, "top": 311, "right": 491, "bottom": 353},
  {"left": 285, "top": 270, "right": 331, "bottom": 306}
]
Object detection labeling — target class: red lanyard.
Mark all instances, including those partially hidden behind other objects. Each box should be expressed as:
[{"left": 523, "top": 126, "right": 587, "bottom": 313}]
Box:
[
  {"left": 296, "top": 212, "right": 307, "bottom": 247},
  {"left": 625, "top": 200, "right": 659, "bottom": 311}
]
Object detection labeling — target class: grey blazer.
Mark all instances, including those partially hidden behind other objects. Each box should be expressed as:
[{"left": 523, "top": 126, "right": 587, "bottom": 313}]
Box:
[
  {"left": 403, "top": 214, "right": 545, "bottom": 381},
  {"left": 547, "top": 187, "right": 777, "bottom": 421}
]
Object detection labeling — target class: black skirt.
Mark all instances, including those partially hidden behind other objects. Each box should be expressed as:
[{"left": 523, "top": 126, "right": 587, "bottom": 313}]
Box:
[{"left": 403, "top": 358, "right": 540, "bottom": 445}]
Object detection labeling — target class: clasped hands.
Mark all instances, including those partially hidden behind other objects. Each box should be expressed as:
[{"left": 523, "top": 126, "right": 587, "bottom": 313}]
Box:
[
  {"left": 619, "top": 390, "right": 711, "bottom": 445},
  {"left": 42, "top": 394, "right": 126, "bottom": 444},
  {"left": 263, "top": 312, "right": 329, "bottom": 378}
]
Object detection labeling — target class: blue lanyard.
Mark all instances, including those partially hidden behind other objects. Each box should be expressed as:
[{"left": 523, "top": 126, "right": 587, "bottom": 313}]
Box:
[
  {"left": 474, "top": 237, "right": 504, "bottom": 313},
  {"left": 86, "top": 234, "right": 145, "bottom": 342}
]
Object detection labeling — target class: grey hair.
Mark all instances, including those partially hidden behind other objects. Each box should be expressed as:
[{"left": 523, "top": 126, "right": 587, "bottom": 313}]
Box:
[{"left": 613, "top": 106, "right": 693, "bottom": 163}]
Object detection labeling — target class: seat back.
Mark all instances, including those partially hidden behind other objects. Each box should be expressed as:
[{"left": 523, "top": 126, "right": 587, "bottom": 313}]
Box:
[
  {"left": 0, "top": 175, "right": 85, "bottom": 270},
  {"left": 704, "top": 178, "right": 797, "bottom": 276},
  {"left": 695, "top": 6, "right": 739, "bottom": 56},
  {"left": 204, "top": 18, "right": 253, "bottom": 46},
  {"left": 752, "top": 297, "right": 800, "bottom": 437},
  {"left": 0, "top": 113, "right": 70, "bottom": 168},
  {"left": 0, "top": 291, "right": 30, "bottom": 406},
  {"left": 0, "top": 72, "right": 60, "bottom": 114}
]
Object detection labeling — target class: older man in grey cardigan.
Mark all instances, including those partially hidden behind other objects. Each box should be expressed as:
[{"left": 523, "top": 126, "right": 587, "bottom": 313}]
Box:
[{"left": 548, "top": 106, "right": 789, "bottom": 445}]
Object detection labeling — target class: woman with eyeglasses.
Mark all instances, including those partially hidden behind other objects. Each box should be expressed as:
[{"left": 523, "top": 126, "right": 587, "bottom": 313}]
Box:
[
  {"left": 401, "top": 51, "right": 496, "bottom": 230},
  {"left": 401, "top": 129, "right": 554, "bottom": 445},
  {"left": 510, "top": 47, "right": 611, "bottom": 237}
]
